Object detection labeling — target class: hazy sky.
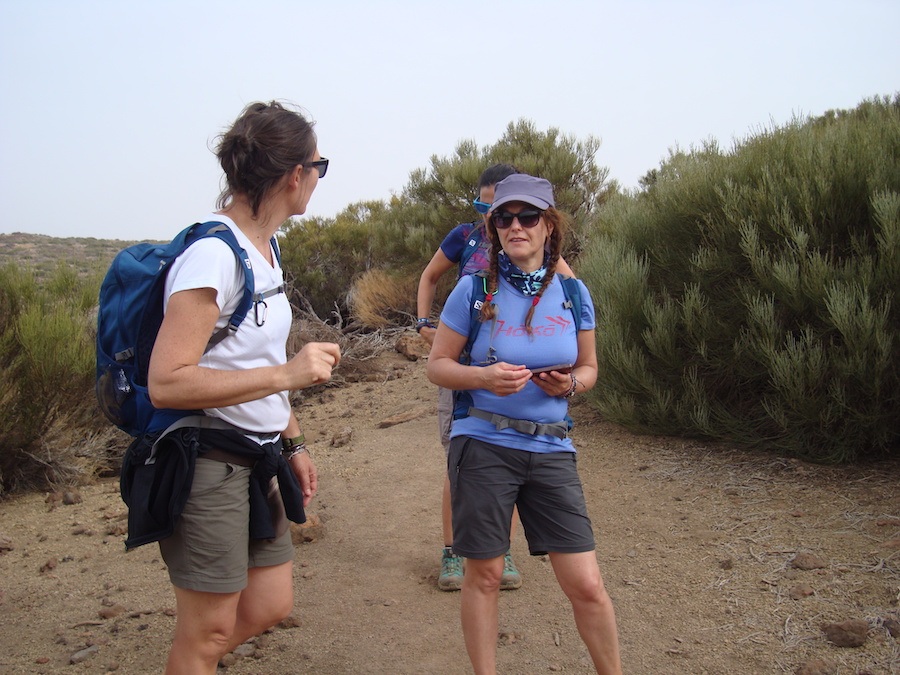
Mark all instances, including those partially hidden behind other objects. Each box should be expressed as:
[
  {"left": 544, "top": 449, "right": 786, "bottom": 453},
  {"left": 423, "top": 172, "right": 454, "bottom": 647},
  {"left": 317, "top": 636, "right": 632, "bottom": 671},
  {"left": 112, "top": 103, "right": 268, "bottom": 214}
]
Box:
[{"left": 1, "top": 0, "right": 897, "bottom": 241}]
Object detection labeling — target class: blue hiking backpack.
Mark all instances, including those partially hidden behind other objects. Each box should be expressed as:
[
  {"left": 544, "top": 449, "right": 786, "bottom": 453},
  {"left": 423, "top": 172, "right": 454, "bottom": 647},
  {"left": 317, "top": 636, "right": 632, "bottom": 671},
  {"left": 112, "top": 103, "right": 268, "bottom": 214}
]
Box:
[
  {"left": 95, "top": 221, "right": 282, "bottom": 437},
  {"left": 453, "top": 270, "right": 583, "bottom": 420}
]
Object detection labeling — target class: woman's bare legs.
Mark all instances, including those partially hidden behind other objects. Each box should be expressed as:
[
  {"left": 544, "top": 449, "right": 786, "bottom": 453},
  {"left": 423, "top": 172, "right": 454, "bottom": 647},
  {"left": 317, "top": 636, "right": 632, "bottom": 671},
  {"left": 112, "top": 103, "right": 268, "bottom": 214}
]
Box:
[
  {"left": 166, "top": 587, "right": 240, "bottom": 675},
  {"left": 459, "top": 555, "right": 505, "bottom": 675},
  {"left": 165, "top": 561, "right": 294, "bottom": 675},
  {"left": 226, "top": 561, "right": 294, "bottom": 650},
  {"left": 549, "top": 551, "right": 622, "bottom": 675}
]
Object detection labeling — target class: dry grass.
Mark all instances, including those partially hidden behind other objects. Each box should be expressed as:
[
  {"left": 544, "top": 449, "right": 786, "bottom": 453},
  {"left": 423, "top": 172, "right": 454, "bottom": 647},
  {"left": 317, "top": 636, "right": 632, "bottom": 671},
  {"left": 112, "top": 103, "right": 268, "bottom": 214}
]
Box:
[
  {"left": 349, "top": 269, "right": 417, "bottom": 329},
  {"left": 288, "top": 295, "right": 400, "bottom": 365}
]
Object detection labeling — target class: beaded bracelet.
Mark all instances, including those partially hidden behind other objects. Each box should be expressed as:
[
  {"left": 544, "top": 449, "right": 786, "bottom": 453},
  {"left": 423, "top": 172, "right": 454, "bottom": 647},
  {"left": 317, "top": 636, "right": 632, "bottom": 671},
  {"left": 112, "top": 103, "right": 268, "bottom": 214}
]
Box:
[
  {"left": 562, "top": 373, "right": 579, "bottom": 399},
  {"left": 283, "top": 443, "right": 308, "bottom": 461}
]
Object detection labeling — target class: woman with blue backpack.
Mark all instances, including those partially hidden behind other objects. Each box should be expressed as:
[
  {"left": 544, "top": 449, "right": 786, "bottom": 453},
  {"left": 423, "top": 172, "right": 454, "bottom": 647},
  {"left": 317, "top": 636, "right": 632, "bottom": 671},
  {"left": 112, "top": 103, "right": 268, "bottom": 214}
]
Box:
[
  {"left": 146, "top": 101, "right": 341, "bottom": 674},
  {"left": 416, "top": 164, "right": 574, "bottom": 592},
  {"left": 426, "top": 173, "right": 622, "bottom": 674}
]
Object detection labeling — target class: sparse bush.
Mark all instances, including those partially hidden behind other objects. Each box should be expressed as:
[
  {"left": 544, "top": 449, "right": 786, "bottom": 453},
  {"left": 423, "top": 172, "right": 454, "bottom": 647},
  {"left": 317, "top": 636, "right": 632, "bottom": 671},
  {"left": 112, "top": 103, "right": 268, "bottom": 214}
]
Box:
[
  {"left": 581, "top": 95, "right": 900, "bottom": 463},
  {"left": 350, "top": 269, "right": 419, "bottom": 329},
  {"left": 0, "top": 263, "right": 105, "bottom": 494},
  {"left": 280, "top": 209, "right": 370, "bottom": 321}
]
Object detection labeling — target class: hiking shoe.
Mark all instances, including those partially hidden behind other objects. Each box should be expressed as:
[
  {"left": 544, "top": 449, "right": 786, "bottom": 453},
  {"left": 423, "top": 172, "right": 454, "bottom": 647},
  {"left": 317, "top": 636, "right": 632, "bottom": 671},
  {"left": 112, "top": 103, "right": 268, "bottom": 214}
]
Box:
[
  {"left": 438, "top": 546, "right": 463, "bottom": 591},
  {"left": 500, "top": 550, "right": 522, "bottom": 590}
]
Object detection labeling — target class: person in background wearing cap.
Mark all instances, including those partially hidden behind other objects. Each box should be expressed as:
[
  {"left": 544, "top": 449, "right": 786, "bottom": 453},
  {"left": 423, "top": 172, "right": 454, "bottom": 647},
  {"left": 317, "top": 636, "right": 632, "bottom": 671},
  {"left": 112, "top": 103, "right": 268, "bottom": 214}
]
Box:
[
  {"left": 416, "top": 164, "right": 575, "bottom": 593},
  {"left": 426, "top": 173, "right": 622, "bottom": 674}
]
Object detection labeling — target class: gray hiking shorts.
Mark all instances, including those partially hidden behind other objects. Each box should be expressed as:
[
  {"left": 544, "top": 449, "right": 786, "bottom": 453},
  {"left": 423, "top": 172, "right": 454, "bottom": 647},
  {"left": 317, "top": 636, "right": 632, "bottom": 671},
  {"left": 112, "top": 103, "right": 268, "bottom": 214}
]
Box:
[
  {"left": 159, "top": 457, "right": 294, "bottom": 593},
  {"left": 448, "top": 436, "right": 596, "bottom": 559}
]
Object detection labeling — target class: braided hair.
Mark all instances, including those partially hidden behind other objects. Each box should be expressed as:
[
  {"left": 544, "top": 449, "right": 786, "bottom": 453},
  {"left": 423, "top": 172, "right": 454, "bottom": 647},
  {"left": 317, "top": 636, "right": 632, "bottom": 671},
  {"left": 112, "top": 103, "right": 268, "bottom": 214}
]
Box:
[{"left": 480, "top": 207, "right": 568, "bottom": 336}]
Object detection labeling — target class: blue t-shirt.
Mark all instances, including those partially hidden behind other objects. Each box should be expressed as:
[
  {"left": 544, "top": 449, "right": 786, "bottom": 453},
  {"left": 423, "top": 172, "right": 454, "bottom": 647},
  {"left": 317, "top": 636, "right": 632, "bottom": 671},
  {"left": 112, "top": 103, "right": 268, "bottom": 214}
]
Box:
[
  {"left": 440, "top": 274, "right": 596, "bottom": 453},
  {"left": 439, "top": 222, "right": 490, "bottom": 279}
]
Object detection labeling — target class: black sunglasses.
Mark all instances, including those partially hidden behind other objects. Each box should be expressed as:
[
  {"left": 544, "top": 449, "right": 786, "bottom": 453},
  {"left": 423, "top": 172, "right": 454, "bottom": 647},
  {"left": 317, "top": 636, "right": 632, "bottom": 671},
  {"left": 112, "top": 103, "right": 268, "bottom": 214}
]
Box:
[
  {"left": 303, "top": 157, "right": 329, "bottom": 178},
  {"left": 491, "top": 209, "right": 543, "bottom": 229}
]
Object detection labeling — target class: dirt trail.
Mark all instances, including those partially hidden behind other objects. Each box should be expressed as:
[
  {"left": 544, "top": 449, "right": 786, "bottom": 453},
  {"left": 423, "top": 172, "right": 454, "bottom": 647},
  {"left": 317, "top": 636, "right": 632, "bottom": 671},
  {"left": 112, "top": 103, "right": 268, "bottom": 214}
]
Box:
[{"left": 0, "top": 353, "right": 898, "bottom": 674}]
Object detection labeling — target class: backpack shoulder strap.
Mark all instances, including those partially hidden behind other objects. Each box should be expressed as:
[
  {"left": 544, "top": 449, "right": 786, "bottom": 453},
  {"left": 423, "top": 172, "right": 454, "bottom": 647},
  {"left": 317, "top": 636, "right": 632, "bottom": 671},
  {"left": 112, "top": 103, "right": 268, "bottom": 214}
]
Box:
[
  {"left": 452, "top": 271, "right": 490, "bottom": 420},
  {"left": 557, "top": 274, "right": 582, "bottom": 332},
  {"left": 460, "top": 270, "right": 490, "bottom": 365},
  {"left": 253, "top": 236, "right": 285, "bottom": 302},
  {"left": 187, "top": 222, "right": 256, "bottom": 349},
  {"left": 271, "top": 235, "right": 282, "bottom": 267}
]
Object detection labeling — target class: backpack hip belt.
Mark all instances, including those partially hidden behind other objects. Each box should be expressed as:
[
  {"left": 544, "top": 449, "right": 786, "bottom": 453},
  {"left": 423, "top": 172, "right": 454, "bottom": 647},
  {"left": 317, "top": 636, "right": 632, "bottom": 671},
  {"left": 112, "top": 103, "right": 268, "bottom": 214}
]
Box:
[{"left": 466, "top": 407, "right": 569, "bottom": 439}]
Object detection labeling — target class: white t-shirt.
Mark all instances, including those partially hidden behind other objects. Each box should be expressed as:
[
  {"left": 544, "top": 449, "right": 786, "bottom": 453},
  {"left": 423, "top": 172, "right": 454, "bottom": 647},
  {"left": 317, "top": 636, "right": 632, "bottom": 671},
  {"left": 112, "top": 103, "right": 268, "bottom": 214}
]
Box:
[{"left": 163, "top": 215, "right": 292, "bottom": 434}]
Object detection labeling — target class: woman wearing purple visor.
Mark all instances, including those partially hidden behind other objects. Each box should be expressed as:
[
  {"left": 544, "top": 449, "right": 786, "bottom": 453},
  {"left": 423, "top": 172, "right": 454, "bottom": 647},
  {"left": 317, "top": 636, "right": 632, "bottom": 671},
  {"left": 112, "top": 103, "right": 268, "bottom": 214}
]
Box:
[
  {"left": 416, "top": 165, "right": 575, "bottom": 593},
  {"left": 427, "top": 173, "right": 622, "bottom": 673}
]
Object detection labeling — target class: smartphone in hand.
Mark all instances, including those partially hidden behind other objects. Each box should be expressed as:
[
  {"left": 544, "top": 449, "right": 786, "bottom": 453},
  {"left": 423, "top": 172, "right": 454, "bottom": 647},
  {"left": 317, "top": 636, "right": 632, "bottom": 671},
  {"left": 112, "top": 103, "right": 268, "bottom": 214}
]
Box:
[{"left": 529, "top": 363, "right": 574, "bottom": 374}]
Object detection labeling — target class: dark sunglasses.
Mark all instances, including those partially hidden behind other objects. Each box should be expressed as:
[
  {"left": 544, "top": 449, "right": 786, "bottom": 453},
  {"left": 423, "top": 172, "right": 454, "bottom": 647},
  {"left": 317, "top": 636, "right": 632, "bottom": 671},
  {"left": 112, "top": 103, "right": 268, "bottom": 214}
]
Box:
[
  {"left": 303, "top": 157, "right": 329, "bottom": 178},
  {"left": 491, "top": 209, "right": 543, "bottom": 229},
  {"left": 472, "top": 198, "right": 491, "bottom": 214}
]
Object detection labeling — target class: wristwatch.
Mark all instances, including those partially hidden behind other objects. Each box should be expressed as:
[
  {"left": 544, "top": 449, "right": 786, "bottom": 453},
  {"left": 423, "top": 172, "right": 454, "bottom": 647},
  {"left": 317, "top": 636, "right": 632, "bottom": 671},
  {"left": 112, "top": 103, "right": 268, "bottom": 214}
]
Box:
[
  {"left": 282, "top": 433, "right": 306, "bottom": 451},
  {"left": 415, "top": 318, "right": 436, "bottom": 333}
]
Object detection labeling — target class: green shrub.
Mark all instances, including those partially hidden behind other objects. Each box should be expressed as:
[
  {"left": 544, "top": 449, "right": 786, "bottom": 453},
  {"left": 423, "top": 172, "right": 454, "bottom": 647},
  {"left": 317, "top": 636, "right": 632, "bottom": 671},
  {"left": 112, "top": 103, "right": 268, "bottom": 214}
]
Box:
[
  {"left": 581, "top": 95, "right": 900, "bottom": 463},
  {"left": 0, "top": 263, "right": 103, "bottom": 494}
]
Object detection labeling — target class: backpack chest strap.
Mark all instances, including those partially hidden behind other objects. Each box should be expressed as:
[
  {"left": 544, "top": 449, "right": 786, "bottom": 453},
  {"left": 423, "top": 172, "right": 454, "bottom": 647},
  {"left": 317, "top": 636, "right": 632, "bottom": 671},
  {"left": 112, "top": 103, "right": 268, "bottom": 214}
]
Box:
[
  {"left": 253, "top": 285, "right": 286, "bottom": 303},
  {"left": 466, "top": 407, "right": 569, "bottom": 439}
]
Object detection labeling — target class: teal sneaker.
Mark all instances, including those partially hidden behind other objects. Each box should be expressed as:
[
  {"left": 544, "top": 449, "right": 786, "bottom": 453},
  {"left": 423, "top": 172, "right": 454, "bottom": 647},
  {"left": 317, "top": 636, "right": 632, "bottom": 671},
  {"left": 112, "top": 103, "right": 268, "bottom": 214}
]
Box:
[
  {"left": 500, "top": 550, "right": 522, "bottom": 590},
  {"left": 438, "top": 546, "right": 463, "bottom": 591}
]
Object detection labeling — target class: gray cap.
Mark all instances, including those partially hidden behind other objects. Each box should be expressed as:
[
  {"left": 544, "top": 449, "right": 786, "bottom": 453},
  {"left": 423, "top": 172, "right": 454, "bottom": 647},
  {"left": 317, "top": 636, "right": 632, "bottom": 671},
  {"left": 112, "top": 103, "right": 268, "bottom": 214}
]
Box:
[{"left": 491, "top": 174, "right": 555, "bottom": 211}]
